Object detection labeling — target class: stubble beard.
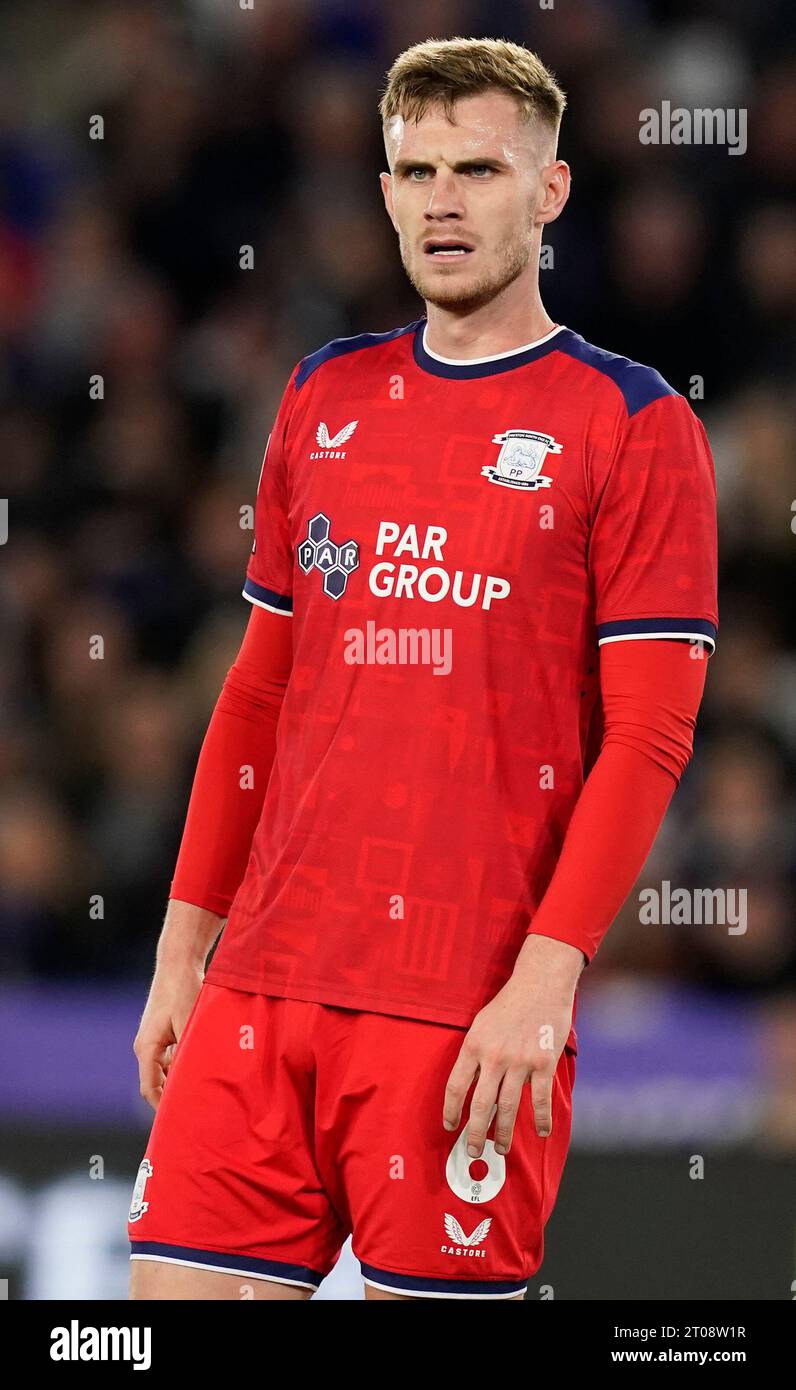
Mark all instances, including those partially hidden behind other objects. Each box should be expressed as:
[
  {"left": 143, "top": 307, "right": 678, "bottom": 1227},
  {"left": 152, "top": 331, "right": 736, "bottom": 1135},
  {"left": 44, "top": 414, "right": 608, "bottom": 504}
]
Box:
[{"left": 401, "top": 228, "right": 534, "bottom": 314}]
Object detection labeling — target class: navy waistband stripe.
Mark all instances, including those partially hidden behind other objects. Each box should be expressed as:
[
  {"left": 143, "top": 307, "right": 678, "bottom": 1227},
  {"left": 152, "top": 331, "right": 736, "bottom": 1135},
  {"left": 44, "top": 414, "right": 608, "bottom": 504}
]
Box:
[
  {"left": 129, "top": 1240, "right": 324, "bottom": 1286},
  {"left": 359, "top": 1260, "right": 527, "bottom": 1297}
]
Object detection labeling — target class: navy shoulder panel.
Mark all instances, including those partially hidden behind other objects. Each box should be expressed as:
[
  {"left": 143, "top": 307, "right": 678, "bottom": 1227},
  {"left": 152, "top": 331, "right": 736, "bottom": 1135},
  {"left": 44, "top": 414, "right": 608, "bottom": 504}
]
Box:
[
  {"left": 555, "top": 329, "right": 678, "bottom": 417},
  {"left": 295, "top": 319, "right": 421, "bottom": 390}
]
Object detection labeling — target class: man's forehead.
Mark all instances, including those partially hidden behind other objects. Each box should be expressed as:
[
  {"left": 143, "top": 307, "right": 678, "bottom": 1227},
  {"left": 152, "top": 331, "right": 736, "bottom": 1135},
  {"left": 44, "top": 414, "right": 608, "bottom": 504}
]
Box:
[{"left": 385, "top": 93, "right": 531, "bottom": 160}]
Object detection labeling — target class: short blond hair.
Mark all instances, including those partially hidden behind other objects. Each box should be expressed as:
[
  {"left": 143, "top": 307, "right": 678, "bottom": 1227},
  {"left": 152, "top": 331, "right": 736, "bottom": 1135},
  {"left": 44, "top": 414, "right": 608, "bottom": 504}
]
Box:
[{"left": 379, "top": 36, "right": 566, "bottom": 141}]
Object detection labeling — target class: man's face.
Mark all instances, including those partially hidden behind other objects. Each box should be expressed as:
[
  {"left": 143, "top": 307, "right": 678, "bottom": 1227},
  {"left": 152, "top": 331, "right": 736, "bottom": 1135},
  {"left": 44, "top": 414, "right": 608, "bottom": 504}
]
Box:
[{"left": 380, "top": 90, "right": 566, "bottom": 313}]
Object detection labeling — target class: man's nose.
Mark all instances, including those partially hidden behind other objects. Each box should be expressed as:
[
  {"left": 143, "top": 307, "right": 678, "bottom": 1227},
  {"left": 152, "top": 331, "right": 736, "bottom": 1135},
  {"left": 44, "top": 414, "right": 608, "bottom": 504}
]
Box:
[{"left": 424, "top": 169, "right": 465, "bottom": 218}]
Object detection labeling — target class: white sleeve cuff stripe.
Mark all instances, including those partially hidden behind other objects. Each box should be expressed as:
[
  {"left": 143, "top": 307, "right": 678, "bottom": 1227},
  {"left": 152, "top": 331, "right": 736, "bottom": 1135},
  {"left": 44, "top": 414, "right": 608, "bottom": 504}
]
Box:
[
  {"left": 242, "top": 587, "right": 293, "bottom": 616},
  {"left": 598, "top": 631, "right": 715, "bottom": 652},
  {"left": 597, "top": 617, "right": 716, "bottom": 651}
]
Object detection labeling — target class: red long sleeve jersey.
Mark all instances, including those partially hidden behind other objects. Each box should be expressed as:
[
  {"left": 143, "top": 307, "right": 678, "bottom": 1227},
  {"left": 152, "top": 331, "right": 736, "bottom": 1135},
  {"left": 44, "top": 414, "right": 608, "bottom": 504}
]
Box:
[{"left": 206, "top": 319, "right": 718, "bottom": 1046}]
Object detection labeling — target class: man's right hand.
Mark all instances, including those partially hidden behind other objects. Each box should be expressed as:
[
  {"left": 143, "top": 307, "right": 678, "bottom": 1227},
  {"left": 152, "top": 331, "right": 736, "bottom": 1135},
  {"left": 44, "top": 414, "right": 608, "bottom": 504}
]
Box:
[{"left": 133, "top": 900, "right": 225, "bottom": 1110}]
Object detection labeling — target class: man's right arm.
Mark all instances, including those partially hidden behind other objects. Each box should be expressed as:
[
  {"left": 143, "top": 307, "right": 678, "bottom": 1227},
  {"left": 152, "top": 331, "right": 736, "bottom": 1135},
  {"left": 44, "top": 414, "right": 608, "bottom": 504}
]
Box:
[
  {"left": 134, "top": 603, "right": 293, "bottom": 1109},
  {"left": 168, "top": 602, "right": 293, "bottom": 916}
]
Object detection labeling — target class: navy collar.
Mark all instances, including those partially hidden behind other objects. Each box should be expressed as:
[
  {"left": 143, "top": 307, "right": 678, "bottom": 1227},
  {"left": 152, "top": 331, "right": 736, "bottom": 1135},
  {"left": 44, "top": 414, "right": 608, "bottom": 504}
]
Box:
[{"left": 412, "top": 318, "right": 569, "bottom": 379}]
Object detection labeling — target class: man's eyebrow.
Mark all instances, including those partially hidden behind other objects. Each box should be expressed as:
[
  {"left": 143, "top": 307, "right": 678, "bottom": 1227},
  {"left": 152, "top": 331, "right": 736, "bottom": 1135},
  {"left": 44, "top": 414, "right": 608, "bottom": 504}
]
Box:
[{"left": 392, "top": 156, "right": 509, "bottom": 175}]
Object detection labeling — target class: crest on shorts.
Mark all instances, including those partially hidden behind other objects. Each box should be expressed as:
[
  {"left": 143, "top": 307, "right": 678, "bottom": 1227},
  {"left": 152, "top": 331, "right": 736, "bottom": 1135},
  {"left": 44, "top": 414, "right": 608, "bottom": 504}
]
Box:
[
  {"left": 445, "top": 1106, "right": 506, "bottom": 1203},
  {"left": 483, "top": 429, "right": 562, "bottom": 490},
  {"left": 128, "top": 1158, "right": 153, "bottom": 1223}
]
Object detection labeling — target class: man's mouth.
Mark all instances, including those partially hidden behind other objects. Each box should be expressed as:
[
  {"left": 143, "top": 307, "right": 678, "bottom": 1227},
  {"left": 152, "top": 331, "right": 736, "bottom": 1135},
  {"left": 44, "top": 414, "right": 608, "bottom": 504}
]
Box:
[{"left": 423, "top": 240, "right": 474, "bottom": 260}]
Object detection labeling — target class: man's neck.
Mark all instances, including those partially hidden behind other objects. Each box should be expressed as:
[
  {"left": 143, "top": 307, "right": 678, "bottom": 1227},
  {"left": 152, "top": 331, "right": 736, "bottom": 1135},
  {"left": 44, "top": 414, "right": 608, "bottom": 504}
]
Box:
[{"left": 423, "top": 290, "right": 556, "bottom": 361}]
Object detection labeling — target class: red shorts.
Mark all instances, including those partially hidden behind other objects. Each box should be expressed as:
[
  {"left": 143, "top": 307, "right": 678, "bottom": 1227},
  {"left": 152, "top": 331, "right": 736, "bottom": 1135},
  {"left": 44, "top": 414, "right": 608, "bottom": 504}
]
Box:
[{"left": 128, "top": 982, "right": 576, "bottom": 1299}]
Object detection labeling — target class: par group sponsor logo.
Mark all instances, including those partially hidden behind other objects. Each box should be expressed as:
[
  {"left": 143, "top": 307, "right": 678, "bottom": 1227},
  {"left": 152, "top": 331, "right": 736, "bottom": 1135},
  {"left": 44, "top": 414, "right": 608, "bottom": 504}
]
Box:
[{"left": 298, "top": 516, "right": 511, "bottom": 610}]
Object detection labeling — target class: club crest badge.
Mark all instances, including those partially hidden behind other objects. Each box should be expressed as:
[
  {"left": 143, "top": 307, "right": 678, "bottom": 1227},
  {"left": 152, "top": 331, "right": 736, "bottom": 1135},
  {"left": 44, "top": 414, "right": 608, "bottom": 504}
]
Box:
[
  {"left": 483, "top": 429, "right": 563, "bottom": 490},
  {"left": 128, "top": 1158, "right": 153, "bottom": 1223}
]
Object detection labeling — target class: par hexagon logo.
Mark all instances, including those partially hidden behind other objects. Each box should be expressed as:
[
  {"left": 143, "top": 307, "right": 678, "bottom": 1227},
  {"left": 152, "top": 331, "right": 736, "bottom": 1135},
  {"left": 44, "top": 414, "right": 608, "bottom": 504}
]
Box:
[{"left": 297, "top": 512, "right": 359, "bottom": 600}]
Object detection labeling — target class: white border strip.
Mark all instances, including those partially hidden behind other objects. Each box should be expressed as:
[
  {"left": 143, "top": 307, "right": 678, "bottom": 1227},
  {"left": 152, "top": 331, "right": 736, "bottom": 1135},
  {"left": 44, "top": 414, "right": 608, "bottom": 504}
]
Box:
[
  {"left": 598, "top": 631, "right": 715, "bottom": 650},
  {"left": 422, "top": 321, "right": 565, "bottom": 365},
  {"left": 362, "top": 1274, "right": 527, "bottom": 1301},
  {"left": 129, "top": 1252, "right": 317, "bottom": 1290}
]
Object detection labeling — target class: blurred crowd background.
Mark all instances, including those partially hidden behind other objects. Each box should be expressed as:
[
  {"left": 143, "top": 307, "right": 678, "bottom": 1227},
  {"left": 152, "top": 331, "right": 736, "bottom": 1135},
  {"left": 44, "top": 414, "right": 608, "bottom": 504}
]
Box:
[
  {"left": 1, "top": 0, "right": 794, "bottom": 1301},
  {"left": 1, "top": 0, "right": 795, "bottom": 1299}
]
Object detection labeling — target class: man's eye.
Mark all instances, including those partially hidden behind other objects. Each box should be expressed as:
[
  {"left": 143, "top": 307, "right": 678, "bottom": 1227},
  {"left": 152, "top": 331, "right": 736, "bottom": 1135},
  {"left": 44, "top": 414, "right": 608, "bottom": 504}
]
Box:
[{"left": 404, "top": 164, "right": 494, "bottom": 179}]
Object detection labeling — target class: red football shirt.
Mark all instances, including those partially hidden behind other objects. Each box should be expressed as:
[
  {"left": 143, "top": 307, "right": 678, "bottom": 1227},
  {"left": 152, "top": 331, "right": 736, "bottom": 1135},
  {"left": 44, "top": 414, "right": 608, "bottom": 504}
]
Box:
[{"left": 206, "top": 319, "right": 718, "bottom": 1047}]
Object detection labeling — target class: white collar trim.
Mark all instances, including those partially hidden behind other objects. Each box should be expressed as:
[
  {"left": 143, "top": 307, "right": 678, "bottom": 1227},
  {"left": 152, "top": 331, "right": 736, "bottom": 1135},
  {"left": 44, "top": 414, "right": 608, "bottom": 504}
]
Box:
[{"left": 421, "top": 321, "right": 566, "bottom": 365}]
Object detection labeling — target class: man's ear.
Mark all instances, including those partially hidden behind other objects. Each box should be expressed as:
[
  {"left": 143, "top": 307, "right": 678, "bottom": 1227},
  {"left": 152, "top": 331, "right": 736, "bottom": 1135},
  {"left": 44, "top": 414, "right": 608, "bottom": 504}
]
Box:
[
  {"left": 537, "top": 160, "right": 570, "bottom": 226},
  {"left": 379, "top": 170, "right": 397, "bottom": 229}
]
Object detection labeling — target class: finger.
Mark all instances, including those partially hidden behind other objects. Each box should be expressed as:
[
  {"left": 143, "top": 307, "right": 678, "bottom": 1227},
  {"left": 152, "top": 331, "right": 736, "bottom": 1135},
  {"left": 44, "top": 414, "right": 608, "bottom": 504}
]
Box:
[
  {"left": 138, "top": 1048, "right": 167, "bottom": 1111},
  {"left": 173, "top": 1005, "right": 193, "bottom": 1041},
  {"left": 466, "top": 1069, "right": 502, "bottom": 1158},
  {"left": 530, "top": 1066, "right": 554, "bottom": 1138},
  {"left": 140, "top": 1074, "right": 164, "bottom": 1112},
  {"left": 443, "top": 1044, "right": 479, "bottom": 1131},
  {"left": 493, "top": 1068, "right": 526, "bottom": 1154},
  {"left": 144, "top": 1082, "right": 164, "bottom": 1112}
]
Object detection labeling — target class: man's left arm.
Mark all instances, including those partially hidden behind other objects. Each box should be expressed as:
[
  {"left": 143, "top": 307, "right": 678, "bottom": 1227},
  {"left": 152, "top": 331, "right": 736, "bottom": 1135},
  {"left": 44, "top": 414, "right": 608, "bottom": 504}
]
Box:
[
  {"left": 445, "top": 389, "right": 718, "bottom": 1154},
  {"left": 443, "top": 637, "right": 709, "bottom": 1154}
]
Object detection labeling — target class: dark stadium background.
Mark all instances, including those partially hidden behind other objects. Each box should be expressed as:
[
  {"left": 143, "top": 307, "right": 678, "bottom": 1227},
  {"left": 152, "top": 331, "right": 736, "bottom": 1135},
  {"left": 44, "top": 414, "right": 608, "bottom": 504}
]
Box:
[{"left": 0, "top": 0, "right": 794, "bottom": 1300}]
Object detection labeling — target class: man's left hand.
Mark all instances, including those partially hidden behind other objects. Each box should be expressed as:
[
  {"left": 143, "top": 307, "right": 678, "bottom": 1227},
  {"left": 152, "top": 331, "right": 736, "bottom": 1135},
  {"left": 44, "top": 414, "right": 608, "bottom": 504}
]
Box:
[{"left": 443, "top": 934, "right": 584, "bottom": 1154}]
